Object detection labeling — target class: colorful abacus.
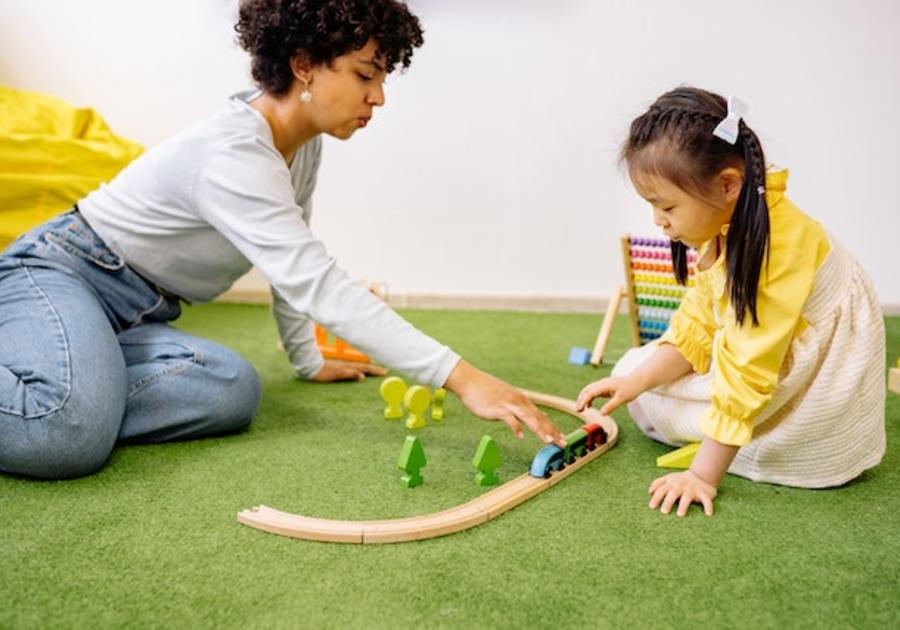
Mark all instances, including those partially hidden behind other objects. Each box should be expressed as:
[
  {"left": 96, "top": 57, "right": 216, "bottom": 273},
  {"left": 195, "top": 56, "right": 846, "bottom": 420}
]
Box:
[{"left": 621, "top": 235, "right": 697, "bottom": 346}]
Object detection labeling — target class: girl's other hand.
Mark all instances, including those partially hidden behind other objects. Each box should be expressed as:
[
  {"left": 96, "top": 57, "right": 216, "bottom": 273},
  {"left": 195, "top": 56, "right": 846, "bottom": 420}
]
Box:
[
  {"left": 648, "top": 470, "right": 718, "bottom": 516},
  {"left": 575, "top": 375, "right": 642, "bottom": 416},
  {"left": 310, "top": 359, "right": 389, "bottom": 383},
  {"left": 444, "top": 360, "right": 566, "bottom": 447}
]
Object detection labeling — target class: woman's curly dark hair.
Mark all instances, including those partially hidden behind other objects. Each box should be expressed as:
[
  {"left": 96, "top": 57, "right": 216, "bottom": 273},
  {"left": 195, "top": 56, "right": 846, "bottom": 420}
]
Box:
[{"left": 235, "top": 0, "right": 424, "bottom": 95}]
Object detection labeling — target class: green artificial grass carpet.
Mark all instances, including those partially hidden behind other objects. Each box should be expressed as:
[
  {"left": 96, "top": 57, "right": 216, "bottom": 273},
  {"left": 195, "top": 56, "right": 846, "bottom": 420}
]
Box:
[{"left": 2, "top": 304, "right": 899, "bottom": 628}]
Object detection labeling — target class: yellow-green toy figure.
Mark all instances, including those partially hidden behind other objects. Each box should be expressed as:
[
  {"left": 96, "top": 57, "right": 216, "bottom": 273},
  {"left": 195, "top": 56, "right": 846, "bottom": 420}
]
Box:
[
  {"left": 403, "top": 386, "right": 431, "bottom": 429},
  {"left": 379, "top": 376, "right": 407, "bottom": 420}
]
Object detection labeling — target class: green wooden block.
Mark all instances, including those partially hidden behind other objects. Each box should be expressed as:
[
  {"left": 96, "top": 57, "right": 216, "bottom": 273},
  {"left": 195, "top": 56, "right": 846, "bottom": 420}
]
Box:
[
  {"left": 472, "top": 435, "right": 502, "bottom": 486},
  {"left": 397, "top": 435, "right": 426, "bottom": 488}
]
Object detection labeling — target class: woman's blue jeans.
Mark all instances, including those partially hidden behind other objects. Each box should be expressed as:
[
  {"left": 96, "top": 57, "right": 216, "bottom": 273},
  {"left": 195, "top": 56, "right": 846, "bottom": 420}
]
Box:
[{"left": 0, "top": 211, "right": 261, "bottom": 479}]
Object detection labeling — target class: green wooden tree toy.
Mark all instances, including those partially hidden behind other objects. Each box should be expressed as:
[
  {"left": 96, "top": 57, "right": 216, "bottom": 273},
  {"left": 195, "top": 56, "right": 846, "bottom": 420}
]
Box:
[
  {"left": 397, "top": 435, "right": 427, "bottom": 488},
  {"left": 472, "top": 435, "right": 502, "bottom": 486}
]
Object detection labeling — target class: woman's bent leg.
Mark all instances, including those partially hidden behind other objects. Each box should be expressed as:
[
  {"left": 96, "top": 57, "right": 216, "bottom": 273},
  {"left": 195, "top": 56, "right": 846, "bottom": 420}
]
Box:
[
  {"left": 0, "top": 263, "right": 126, "bottom": 479},
  {"left": 116, "top": 323, "right": 261, "bottom": 443}
]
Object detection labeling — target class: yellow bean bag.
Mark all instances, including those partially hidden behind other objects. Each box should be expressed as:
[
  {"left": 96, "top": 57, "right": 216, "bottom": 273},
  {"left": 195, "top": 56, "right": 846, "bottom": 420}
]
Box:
[{"left": 0, "top": 86, "right": 143, "bottom": 248}]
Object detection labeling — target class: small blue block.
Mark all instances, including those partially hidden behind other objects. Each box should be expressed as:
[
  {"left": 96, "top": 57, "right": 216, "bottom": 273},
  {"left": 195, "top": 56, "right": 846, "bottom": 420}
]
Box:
[{"left": 568, "top": 347, "right": 591, "bottom": 365}]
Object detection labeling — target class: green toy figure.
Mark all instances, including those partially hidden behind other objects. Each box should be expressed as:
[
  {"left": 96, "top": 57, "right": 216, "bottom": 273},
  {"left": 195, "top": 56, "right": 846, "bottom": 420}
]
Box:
[
  {"left": 472, "top": 435, "right": 502, "bottom": 486},
  {"left": 397, "top": 435, "right": 426, "bottom": 488}
]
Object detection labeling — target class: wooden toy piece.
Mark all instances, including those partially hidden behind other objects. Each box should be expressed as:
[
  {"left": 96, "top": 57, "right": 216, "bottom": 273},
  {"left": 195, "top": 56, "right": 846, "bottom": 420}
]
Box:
[
  {"left": 546, "top": 435, "right": 609, "bottom": 488},
  {"left": 529, "top": 428, "right": 590, "bottom": 479},
  {"left": 590, "top": 285, "right": 625, "bottom": 365},
  {"left": 529, "top": 444, "right": 565, "bottom": 479},
  {"left": 580, "top": 422, "right": 608, "bottom": 450},
  {"left": 889, "top": 367, "right": 900, "bottom": 395},
  {"left": 621, "top": 235, "right": 643, "bottom": 347},
  {"left": 563, "top": 428, "right": 589, "bottom": 463},
  {"left": 362, "top": 502, "right": 488, "bottom": 543},
  {"left": 397, "top": 435, "right": 426, "bottom": 488},
  {"left": 482, "top": 474, "right": 551, "bottom": 521},
  {"left": 472, "top": 435, "right": 502, "bottom": 486},
  {"left": 238, "top": 506, "right": 365, "bottom": 543},
  {"left": 656, "top": 442, "right": 701, "bottom": 469},
  {"left": 314, "top": 324, "right": 371, "bottom": 363},
  {"left": 379, "top": 376, "right": 407, "bottom": 420},
  {"left": 431, "top": 388, "right": 446, "bottom": 421},
  {"left": 237, "top": 388, "right": 619, "bottom": 544},
  {"left": 568, "top": 347, "right": 591, "bottom": 366},
  {"left": 403, "top": 385, "right": 431, "bottom": 430}
]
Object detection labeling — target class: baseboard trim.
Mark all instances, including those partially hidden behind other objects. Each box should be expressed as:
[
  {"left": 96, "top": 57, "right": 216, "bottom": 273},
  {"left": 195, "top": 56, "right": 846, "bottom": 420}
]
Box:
[
  {"left": 214, "top": 289, "right": 273, "bottom": 305},
  {"left": 386, "top": 293, "right": 612, "bottom": 313},
  {"left": 215, "top": 288, "right": 617, "bottom": 313},
  {"left": 214, "top": 288, "right": 900, "bottom": 316}
]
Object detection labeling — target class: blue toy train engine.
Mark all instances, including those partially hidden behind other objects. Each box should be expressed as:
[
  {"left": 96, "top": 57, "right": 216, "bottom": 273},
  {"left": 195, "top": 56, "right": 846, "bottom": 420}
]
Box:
[{"left": 528, "top": 423, "right": 608, "bottom": 479}]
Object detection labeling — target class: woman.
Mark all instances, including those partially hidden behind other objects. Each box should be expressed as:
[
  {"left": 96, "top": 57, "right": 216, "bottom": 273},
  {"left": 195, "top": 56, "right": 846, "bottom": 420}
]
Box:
[{"left": 0, "top": 0, "right": 565, "bottom": 480}]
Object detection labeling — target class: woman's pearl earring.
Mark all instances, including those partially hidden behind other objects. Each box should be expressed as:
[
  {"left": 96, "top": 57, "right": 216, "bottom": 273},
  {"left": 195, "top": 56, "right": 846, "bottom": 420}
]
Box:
[{"left": 299, "top": 79, "right": 313, "bottom": 104}]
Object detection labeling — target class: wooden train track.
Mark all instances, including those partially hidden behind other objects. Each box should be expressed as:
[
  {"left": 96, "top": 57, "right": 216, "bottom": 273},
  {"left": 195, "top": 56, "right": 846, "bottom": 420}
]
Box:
[{"left": 237, "top": 388, "right": 618, "bottom": 543}]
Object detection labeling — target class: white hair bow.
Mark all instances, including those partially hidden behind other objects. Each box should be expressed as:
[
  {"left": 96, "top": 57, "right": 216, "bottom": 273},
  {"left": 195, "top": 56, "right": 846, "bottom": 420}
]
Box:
[{"left": 712, "top": 95, "right": 749, "bottom": 145}]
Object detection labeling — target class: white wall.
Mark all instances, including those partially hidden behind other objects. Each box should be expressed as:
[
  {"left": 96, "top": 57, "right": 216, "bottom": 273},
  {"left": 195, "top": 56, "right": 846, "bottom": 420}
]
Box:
[{"left": 2, "top": 0, "right": 898, "bottom": 306}]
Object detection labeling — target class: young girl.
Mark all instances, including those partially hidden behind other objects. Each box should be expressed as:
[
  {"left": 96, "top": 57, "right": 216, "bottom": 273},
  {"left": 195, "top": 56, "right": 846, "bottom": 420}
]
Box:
[{"left": 576, "top": 87, "right": 886, "bottom": 516}]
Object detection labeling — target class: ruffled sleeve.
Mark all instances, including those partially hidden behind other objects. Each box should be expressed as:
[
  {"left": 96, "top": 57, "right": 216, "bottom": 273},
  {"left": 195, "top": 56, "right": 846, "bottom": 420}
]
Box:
[
  {"left": 658, "top": 269, "right": 717, "bottom": 374},
  {"left": 698, "top": 178, "right": 829, "bottom": 446}
]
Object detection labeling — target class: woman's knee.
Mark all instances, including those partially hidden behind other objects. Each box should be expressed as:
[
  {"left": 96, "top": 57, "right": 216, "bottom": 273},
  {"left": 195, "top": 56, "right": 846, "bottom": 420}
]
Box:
[
  {"left": 0, "top": 263, "right": 127, "bottom": 477},
  {"left": 0, "top": 348, "right": 126, "bottom": 478},
  {"left": 17, "top": 441, "right": 113, "bottom": 480},
  {"left": 119, "top": 328, "right": 260, "bottom": 439},
  {"left": 1, "top": 398, "right": 124, "bottom": 479},
  {"left": 205, "top": 349, "right": 261, "bottom": 432}
]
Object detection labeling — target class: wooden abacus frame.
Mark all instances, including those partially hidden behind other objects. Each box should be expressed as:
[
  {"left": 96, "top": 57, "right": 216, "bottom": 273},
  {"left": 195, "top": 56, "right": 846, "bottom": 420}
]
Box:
[{"left": 589, "top": 235, "right": 696, "bottom": 365}]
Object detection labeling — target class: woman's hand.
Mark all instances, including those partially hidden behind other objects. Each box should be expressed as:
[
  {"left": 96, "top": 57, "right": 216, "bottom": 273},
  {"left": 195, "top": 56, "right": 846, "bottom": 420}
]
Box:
[
  {"left": 310, "top": 359, "right": 388, "bottom": 383},
  {"left": 648, "top": 470, "right": 718, "bottom": 516},
  {"left": 575, "top": 375, "right": 643, "bottom": 416},
  {"left": 444, "top": 360, "right": 566, "bottom": 447}
]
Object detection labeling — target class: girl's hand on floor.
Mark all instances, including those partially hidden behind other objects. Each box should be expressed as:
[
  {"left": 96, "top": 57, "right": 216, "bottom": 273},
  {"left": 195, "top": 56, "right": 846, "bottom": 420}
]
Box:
[
  {"left": 444, "top": 360, "right": 566, "bottom": 447},
  {"left": 648, "top": 470, "right": 718, "bottom": 516},
  {"left": 310, "top": 359, "right": 388, "bottom": 383},
  {"left": 575, "top": 376, "right": 642, "bottom": 416}
]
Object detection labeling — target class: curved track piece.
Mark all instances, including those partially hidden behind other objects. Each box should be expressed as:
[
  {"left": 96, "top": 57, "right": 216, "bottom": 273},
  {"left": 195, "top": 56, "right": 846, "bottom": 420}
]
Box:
[{"left": 237, "top": 388, "right": 618, "bottom": 543}]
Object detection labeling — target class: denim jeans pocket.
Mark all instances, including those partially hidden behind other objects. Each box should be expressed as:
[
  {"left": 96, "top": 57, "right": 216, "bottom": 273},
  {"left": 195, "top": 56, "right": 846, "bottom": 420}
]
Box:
[
  {"left": 44, "top": 218, "right": 125, "bottom": 272},
  {"left": 7, "top": 212, "right": 176, "bottom": 332},
  {"left": 0, "top": 265, "right": 73, "bottom": 419}
]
